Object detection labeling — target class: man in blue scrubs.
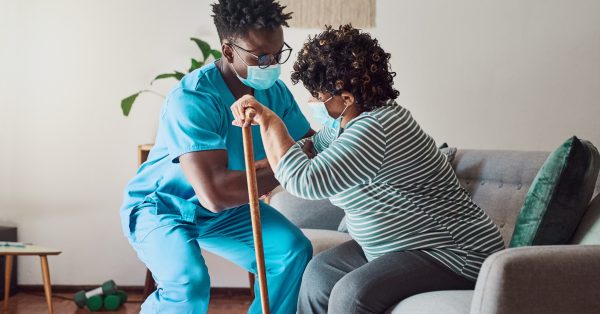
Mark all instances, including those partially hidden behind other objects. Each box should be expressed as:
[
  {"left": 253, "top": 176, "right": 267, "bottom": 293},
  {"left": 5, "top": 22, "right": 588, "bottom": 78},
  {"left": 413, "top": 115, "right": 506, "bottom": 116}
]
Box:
[{"left": 120, "top": 1, "right": 314, "bottom": 313}]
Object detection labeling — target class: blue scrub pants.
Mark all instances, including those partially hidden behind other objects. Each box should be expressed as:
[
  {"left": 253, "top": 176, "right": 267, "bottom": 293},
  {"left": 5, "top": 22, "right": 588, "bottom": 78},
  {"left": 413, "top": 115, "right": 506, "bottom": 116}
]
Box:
[{"left": 124, "top": 201, "right": 312, "bottom": 314}]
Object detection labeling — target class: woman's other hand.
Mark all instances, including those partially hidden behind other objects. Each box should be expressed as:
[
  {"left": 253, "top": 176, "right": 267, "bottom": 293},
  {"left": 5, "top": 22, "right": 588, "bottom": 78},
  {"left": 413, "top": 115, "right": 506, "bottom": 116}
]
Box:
[
  {"left": 255, "top": 158, "right": 273, "bottom": 200},
  {"left": 302, "top": 140, "right": 317, "bottom": 159},
  {"left": 255, "top": 158, "right": 271, "bottom": 170}
]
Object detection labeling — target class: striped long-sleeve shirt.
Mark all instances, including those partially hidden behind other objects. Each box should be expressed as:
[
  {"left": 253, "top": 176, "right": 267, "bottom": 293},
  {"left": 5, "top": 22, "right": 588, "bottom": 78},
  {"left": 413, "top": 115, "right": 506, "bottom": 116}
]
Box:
[{"left": 274, "top": 103, "right": 505, "bottom": 281}]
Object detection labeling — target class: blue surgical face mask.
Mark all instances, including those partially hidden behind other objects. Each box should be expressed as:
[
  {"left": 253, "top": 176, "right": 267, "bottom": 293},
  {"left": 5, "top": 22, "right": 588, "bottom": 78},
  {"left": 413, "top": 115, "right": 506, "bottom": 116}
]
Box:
[
  {"left": 230, "top": 46, "right": 281, "bottom": 90},
  {"left": 308, "top": 96, "right": 350, "bottom": 129},
  {"left": 236, "top": 64, "right": 281, "bottom": 90}
]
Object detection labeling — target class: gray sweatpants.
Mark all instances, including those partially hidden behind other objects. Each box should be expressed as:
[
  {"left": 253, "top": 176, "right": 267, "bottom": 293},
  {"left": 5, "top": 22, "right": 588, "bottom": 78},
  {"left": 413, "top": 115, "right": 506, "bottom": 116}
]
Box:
[{"left": 297, "top": 240, "right": 475, "bottom": 314}]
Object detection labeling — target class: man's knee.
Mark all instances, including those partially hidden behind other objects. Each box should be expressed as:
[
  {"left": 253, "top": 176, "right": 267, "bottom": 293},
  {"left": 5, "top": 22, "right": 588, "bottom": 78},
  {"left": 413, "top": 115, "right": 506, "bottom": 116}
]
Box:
[
  {"left": 279, "top": 230, "right": 313, "bottom": 266},
  {"left": 260, "top": 203, "right": 312, "bottom": 261},
  {"left": 296, "top": 233, "right": 313, "bottom": 261},
  {"left": 161, "top": 267, "right": 210, "bottom": 302}
]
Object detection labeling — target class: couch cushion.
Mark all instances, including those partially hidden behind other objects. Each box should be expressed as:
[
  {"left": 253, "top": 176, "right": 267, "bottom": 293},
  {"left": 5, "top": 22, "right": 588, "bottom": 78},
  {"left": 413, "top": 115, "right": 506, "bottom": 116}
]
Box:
[
  {"left": 337, "top": 215, "right": 348, "bottom": 233},
  {"left": 452, "top": 150, "right": 549, "bottom": 246},
  {"left": 386, "top": 290, "right": 473, "bottom": 314},
  {"left": 301, "top": 228, "right": 352, "bottom": 255},
  {"left": 595, "top": 173, "right": 600, "bottom": 198},
  {"left": 572, "top": 194, "right": 600, "bottom": 244},
  {"left": 510, "top": 137, "right": 599, "bottom": 247},
  {"left": 441, "top": 146, "right": 458, "bottom": 163},
  {"left": 269, "top": 186, "right": 345, "bottom": 231}
]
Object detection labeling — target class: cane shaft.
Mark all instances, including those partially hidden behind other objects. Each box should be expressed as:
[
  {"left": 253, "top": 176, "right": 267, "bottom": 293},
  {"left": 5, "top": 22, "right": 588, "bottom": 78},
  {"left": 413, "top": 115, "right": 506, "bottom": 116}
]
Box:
[{"left": 242, "top": 109, "right": 270, "bottom": 314}]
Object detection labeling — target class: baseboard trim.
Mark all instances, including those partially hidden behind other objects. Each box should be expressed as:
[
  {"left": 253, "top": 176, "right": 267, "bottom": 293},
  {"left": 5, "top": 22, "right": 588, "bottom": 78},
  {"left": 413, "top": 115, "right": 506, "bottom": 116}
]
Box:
[{"left": 18, "top": 285, "right": 252, "bottom": 297}]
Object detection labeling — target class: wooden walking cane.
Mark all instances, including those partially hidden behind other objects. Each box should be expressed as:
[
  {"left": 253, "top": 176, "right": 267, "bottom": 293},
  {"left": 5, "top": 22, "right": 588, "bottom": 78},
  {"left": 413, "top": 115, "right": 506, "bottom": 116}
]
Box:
[{"left": 242, "top": 108, "right": 270, "bottom": 314}]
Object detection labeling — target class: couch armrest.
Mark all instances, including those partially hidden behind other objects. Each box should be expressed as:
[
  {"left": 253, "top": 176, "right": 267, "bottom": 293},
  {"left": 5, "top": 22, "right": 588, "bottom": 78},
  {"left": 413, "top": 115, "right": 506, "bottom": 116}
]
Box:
[
  {"left": 470, "top": 245, "right": 600, "bottom": 314},
  {"left": 268, "top": 187, "right": 345, "bottom": 231}
]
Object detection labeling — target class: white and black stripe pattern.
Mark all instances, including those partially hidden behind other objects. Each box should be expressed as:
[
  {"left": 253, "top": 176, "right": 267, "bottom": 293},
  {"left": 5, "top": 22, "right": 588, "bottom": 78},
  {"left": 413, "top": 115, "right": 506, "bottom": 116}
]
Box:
[{"left": 275, "top": 103, "right": 505, "bottom": 281}]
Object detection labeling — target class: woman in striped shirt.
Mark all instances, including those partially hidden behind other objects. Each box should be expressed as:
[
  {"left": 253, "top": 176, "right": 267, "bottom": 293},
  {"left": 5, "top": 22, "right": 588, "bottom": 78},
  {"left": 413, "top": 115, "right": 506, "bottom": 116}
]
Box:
[{"left": 232, "top": 25, "right": 505, "bottom": 314}]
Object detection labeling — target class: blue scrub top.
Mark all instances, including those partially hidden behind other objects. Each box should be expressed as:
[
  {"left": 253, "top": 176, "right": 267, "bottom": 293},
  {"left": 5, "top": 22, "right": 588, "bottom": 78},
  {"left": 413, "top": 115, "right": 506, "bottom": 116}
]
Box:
[{"left": 120, "top": 61, "right": 310, "bottom": 226}]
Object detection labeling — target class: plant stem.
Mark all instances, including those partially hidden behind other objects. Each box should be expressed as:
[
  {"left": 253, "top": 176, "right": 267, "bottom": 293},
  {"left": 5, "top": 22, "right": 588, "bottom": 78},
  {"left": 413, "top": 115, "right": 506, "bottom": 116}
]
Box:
[{"left": 141, "top": 89, "right": 166, "bottom": 98}]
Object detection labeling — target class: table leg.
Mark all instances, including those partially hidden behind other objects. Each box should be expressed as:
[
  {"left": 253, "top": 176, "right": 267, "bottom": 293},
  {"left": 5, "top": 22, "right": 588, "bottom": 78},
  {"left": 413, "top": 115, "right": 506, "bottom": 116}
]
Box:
[
  {"left": 143, "top": 268, "right": 156, "bottom": 298},
  {"left": 3, "top": 255, "right": 13, "bottom": 312},
  {"left": 39, "top": 255, "right": 54, "bottom": 314},
  {"left": 248, "top": 272, "right": 255, "bottom": 299}
]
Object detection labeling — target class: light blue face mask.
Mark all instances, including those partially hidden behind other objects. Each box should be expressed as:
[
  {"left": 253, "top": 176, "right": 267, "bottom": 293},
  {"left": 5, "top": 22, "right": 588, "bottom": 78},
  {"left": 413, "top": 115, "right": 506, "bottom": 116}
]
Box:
[
  {"left": 308, "top": 96, "right": 350, "bottom": 129},
  {"left": 236, "top": 64, "right": 281, "bottom": 90},
  {"left": 230, "top": 46, "right": 281, "bottom": 90}
]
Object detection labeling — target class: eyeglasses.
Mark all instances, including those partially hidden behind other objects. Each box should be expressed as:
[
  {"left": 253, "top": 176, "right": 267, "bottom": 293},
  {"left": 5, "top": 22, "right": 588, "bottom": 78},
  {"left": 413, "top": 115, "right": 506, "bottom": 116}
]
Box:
[{"left": 227, "top": 42, "right": 293, "bottom": 69}]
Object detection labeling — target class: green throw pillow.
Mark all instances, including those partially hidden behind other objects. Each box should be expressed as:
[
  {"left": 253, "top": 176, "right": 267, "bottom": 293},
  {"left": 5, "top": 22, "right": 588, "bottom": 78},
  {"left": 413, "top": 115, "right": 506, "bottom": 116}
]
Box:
[{"left": 509, "top": 136, "right": 599, "bottom": 247}]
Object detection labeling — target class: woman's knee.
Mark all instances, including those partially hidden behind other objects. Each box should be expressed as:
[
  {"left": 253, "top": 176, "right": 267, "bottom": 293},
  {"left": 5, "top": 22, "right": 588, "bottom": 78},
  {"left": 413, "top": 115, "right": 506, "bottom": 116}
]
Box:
[
  {"left": 329, "top": 273, "right": 373, "bottom": 313},
  {"left": 302, "top": 254, "right": 326, "bottom": 284},
  {"left": 298, "top": 256, "right": 336, "bottom": 311},
  {"left": 301, "top": 252, "right": 340, "bottom": 295}
]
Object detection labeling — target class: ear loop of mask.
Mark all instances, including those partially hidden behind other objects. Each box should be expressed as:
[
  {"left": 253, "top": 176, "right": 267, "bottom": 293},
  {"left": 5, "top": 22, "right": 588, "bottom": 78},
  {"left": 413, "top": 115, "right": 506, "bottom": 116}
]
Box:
[
  {"left": 229, "top": 45, "right": 247, "bottom": 78},
  {"left": 335, "top": 102, "right": 352, "bottom": 137}
]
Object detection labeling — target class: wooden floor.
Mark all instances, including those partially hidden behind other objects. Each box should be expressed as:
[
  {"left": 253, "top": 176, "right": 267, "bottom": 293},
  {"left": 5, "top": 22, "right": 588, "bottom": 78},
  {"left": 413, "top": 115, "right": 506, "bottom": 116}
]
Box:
[{"left": 2, "top": 291, "right": 252, "bottom": 314}]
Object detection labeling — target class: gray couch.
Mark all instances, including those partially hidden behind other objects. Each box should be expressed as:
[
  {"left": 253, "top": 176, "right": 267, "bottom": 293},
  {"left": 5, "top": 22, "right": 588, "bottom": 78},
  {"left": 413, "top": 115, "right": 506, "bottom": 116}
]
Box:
[{"left": 269, "top": 149, "right": 600, "bottom": 314}]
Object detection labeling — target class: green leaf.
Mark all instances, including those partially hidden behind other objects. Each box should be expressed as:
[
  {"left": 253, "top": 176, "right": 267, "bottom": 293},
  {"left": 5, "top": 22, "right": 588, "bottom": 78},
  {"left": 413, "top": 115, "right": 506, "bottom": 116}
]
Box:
[
  {"left": 211, "top": 49, "right": 222, "bottom": 59},
  {"left": 173, "top": 71, "right": 185, "bottom": 80},
  {"left": 188, "top": 58, "right": 203, "bottom": 72},
  {"left": 121, "top": 92, "right": 140, "bottom": 116},
  {"left": 151, "top": 72, "right": 186, "bottom": 84},
  {"left": 191, "top": 37, "right": 211, "bottom": 60}
]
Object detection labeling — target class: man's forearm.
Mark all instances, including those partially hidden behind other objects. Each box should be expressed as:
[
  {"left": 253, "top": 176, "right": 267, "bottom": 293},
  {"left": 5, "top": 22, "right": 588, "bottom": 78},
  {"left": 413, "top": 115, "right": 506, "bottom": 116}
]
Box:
[{"left": 211, "top": 167, "right": 279, "bottom": 210}]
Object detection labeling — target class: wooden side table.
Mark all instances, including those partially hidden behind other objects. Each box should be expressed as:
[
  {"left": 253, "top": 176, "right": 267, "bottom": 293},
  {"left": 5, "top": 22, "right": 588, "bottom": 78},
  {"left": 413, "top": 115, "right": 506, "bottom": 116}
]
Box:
[{"left": 1, "top": 244, "right": 61, "bottom": 314}]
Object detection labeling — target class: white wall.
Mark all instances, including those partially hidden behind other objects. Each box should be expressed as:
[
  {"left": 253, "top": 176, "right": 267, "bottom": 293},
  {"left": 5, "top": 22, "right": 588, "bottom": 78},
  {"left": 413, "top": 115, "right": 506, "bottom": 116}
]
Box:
[
  {"left": 372, "top": 0, "right": 600, "bottom": 150},
  {"left": 0, "top": 0, "right": 17, "bottom": 225},
  {"left": 1, "top": 0, "right": 599, "bottom": 287}
]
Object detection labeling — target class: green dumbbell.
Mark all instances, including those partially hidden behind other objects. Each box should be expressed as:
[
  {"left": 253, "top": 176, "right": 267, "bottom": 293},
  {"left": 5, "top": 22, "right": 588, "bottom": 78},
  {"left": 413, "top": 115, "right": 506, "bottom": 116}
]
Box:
[
  {"left": 86, "top": 295, "right": 104, "bottom": 312},
  {"left": 103, "top": 290, "right": 128, "bottom": 311},
  {"left": 73, "top": 280, "right": 118, "bottom": 308}
]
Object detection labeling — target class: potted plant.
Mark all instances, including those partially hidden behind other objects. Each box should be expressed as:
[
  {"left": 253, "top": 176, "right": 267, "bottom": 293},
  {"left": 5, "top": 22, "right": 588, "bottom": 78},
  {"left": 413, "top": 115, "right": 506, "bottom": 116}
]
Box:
[{"left": 120, "top": 37, "right": 222, "bottom": 116}]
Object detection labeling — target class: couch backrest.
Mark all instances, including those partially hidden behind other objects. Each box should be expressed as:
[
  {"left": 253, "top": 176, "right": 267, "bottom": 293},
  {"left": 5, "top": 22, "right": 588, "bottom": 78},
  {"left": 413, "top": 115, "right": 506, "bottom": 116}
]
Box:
[
  {"left": 452, "top": 149, "right": 600, "bottom": 246},
  {"left": 269, "top": 186, "right": 345, "bottom": 231}
]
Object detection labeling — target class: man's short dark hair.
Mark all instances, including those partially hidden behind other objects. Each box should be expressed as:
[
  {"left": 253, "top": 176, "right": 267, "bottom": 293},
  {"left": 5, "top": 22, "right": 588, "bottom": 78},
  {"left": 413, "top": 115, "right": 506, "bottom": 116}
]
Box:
[{"left": 211, "top": 0, "right": 292, "bottom": 42}]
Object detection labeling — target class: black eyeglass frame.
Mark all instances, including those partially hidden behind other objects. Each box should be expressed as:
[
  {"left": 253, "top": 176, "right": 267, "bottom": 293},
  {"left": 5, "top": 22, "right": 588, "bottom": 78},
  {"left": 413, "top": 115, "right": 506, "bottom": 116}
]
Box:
[{"left": 227, "top": 42, "right": 293, "bottom": 69}]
